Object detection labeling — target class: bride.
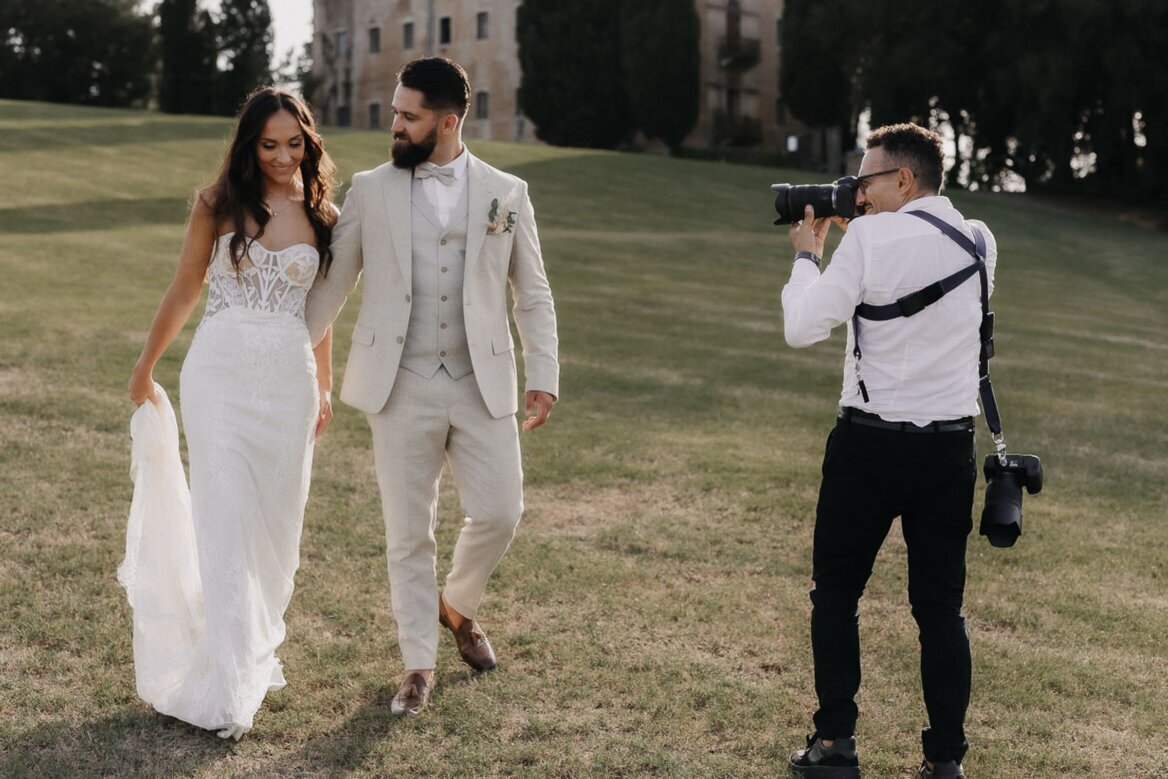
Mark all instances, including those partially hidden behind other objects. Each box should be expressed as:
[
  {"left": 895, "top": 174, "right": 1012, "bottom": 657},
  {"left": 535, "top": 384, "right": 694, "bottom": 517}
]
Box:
[{"left": 124, "top": 87, "right": 337, "bottom": 739}]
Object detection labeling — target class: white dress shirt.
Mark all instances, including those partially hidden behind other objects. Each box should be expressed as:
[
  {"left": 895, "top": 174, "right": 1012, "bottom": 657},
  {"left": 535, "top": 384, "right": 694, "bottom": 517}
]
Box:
[
  {"left": 781, "top": 195, "right": 997, "bottom": 426},
  {"left": 418, "top": 146, "right": 469, "bottom": 228}
]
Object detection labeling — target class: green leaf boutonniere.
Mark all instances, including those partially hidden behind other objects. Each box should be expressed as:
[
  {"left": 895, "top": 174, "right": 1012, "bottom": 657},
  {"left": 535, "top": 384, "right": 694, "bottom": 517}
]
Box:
[{"left": 487, "top": 197, "right": 517, "bottom": 235}]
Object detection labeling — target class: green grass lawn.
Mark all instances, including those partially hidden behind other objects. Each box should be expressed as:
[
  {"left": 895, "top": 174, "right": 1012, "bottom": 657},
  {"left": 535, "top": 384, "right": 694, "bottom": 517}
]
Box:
[{"left": 1, "top": 99, "right": 1166, "bottom": 778}]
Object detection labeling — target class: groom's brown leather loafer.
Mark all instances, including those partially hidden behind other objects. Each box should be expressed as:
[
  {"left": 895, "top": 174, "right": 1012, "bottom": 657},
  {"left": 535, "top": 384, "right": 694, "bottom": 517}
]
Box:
[
  {"left": 439, "top": 594, "right": 497, "bottom": 672},
  {"left": 389, "top": 671, "right": 432, "bottom": 716}
]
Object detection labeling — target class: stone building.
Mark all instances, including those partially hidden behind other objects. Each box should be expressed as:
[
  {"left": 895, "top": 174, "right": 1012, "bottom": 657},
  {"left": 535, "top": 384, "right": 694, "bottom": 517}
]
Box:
[
  {"left": 312, "top": 0, "right": 528, "bottom": 143},
  {"left": 312, "top": 0, "right": 811, "bottom": 156}
]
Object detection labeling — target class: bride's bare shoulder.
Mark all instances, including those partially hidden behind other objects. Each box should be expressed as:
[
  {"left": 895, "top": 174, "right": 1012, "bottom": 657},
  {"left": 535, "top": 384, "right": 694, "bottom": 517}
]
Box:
[
  {"left": 181, "top": 188, "right": 222, "bottom": 244},
  {"left": 192, "top": 186, "right": 231, "bottom": 237},
  {"left": 193, "top": 185, "right": 223, "bottom": 213}
]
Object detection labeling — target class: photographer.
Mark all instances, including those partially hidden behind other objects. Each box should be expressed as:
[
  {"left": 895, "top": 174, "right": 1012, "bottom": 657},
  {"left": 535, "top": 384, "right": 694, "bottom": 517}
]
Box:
[{"left": 782, "top": 123, "right": 996, "bottom": 779}]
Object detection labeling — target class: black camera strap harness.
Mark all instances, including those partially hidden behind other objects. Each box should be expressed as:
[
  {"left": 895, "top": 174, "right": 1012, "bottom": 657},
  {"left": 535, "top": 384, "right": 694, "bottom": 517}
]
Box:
[{"left": 850, "top": 210, "right": 1007, "bottom": 464}]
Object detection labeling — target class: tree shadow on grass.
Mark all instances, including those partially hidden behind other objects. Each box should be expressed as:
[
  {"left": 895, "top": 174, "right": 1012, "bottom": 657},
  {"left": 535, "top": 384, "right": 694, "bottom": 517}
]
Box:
[
  {"left": 0, "top": 120, "right": 230, "bottom": 154},
  {"left": 0, "top": 197, "right": 191, "bottom": 234},
  {"left": 281, "top": 683, "right": 405, "bottom": 773},
  {"left": 0, "top": 708, "right": 235, "bottom": 777}
]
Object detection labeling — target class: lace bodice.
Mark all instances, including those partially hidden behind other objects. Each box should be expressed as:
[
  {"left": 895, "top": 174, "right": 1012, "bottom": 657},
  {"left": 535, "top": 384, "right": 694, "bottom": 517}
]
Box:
[{"left": 204, "top": 232, "right": 319, "bottom": 322}]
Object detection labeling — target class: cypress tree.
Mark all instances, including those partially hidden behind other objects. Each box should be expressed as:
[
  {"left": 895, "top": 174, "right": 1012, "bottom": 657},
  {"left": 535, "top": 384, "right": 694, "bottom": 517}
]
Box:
[
  {"left": 778, "top": 0, "right": 852, "bottom": 130},
  {"left": 621, "top": 0, "right": 700, "bottom": 153},
  {"left": 213, "top": 0, "right": 274, "bottom": 116},
  {"left": 158, "top": 0, "right": 216, "bottom": 114},
  {"left": 517, "top": 0, "right": 633, "bottom": 149}
]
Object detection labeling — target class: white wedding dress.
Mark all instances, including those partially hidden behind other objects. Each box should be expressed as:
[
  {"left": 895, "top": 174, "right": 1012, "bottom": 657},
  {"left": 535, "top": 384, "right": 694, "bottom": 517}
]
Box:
[{"left": 121, "top": 233, "right": 320, "bottom": 739}]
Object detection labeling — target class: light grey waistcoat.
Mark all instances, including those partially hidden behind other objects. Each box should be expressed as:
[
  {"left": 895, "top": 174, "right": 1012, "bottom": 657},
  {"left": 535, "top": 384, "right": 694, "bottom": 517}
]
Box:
[{"left": 400, "top": 179, "right": 473, "bottom": 380}]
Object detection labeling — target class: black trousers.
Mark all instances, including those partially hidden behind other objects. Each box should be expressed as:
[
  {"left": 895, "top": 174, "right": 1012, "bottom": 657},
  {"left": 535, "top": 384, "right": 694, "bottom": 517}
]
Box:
[{"left": 810, "top": 412, "right": 976, "bottom": 764}]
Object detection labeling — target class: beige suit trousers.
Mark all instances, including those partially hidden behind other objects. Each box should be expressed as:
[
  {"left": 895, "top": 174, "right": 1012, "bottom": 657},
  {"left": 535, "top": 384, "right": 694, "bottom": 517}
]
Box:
[{"left": 366, "top": 366, "right": 524, "bottom": 670}]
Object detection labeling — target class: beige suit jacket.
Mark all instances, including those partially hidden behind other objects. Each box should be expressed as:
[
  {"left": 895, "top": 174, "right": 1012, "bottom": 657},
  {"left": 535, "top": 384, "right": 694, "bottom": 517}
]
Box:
[{"left": 305, "top": 153, "right": 559, "bottom": 419}]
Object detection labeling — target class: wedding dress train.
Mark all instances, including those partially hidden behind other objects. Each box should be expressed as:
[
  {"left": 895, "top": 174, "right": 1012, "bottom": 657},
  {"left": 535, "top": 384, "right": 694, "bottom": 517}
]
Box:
[{"left": 121, "top": 234, "right": 320, "bottom": 739}]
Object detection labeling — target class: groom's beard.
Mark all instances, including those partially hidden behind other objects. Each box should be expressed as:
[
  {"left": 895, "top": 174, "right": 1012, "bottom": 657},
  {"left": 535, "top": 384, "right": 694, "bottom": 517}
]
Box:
[{"left": 391, "top": 126, "right": 439, "bottom": 169}]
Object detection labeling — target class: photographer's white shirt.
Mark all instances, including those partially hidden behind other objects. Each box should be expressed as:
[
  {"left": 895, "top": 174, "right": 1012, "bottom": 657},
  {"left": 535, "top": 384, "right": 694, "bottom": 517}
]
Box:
[{"left": 781, "top": 195, "right": 997, "bottom": 427}]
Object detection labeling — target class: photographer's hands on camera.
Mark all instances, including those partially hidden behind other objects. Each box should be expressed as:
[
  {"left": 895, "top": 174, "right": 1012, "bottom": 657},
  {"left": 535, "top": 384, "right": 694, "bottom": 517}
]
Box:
[{"left": 788, "top": 205, "right": 850, "bottom": 261}]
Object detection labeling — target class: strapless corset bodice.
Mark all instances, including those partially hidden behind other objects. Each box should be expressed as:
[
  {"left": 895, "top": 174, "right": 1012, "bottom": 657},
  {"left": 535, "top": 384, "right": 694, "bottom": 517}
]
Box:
[{"left": 204, "top": 233, "right": 319, "bottom": 323}]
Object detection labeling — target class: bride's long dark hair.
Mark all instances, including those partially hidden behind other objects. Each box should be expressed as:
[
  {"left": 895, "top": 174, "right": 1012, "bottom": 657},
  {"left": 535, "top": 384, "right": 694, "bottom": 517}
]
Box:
[{"left": 203, "top": 87, "right": 337, "bottom": 274}]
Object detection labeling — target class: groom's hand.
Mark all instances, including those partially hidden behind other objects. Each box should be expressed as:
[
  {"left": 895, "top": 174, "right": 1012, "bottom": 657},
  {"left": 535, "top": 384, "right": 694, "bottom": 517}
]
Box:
[{"left": 523, "top": 391, "right": 555, "bottom": 432}]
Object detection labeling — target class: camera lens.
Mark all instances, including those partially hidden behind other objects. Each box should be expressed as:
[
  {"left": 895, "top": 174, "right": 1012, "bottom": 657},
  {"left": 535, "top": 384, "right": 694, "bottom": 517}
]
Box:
[
  {"left": 980, "top": 470, "right": 1023, "bottom": 548},
  {"left": 771, "top": 183, "right": 839, "bottom": 225}
]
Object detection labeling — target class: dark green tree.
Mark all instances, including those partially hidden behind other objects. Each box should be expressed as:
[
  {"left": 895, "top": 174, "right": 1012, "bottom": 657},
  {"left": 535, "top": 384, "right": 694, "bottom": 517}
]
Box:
[
  {"left": 779, "top": 0, "right": 852, "bottom": 127},
  {"left": 959, "top": 0, "right": 1167, "bottom": 199},
  {"left": 1128, "top": 3, "right": 1168, "bottom": 201},
  {"left": 213, "top": 0, "right": 273, "bottom": 116},
  {"left": 0, "top": 0, "right": 154, "bottom": 106},
  {"left": 517, "top": 0, "right": 633, "bottom": 149},
  {"left": 621, "top": 0, "right": 700, "bottom": 153},
  {"left": 778, "top": 0, "right": 855, "bottom": 163},
  {"left": 780, "top": 0, "right": 1168, "bottom": 201},
  {"left": 158, "top": 0, "right": 217, "bottom": 114}
]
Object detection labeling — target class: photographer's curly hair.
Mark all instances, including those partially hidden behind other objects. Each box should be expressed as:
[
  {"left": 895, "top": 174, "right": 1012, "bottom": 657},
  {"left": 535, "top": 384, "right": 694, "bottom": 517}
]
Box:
[
  {"left": 202, "top": 87, "right": 338, "bottom": 274},
  {"left": 867, "top": 123, "right": 945, "bottom": 193}
]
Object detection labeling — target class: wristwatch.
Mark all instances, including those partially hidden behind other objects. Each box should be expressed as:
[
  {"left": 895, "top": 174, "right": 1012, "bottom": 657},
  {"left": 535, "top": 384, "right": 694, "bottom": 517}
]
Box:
[{"left": 794, "top": 250, "right": 822, "bottom": 268}]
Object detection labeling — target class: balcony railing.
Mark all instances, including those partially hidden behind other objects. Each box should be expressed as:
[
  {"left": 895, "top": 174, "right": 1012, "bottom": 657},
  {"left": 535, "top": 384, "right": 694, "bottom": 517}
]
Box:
[
  {"left": 713, "top": 112, "right": 762, "bottom": 146},
  {"left": 718, "top": 36, "right": 761, "bottom": 70}
]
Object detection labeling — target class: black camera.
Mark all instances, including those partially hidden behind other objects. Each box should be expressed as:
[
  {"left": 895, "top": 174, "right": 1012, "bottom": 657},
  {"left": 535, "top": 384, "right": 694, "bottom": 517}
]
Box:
[
  {"left": 979, "top": 454, "right": 1044, "bottom": 548},
  {"left": 771, "top": 177, "right": 860, "bottom": 225}
]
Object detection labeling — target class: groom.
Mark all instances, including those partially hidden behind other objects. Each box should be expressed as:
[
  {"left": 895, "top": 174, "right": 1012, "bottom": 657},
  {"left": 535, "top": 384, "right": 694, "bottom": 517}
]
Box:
[{"left": 305, "top": 57, "right": 559, "bottom": 716}]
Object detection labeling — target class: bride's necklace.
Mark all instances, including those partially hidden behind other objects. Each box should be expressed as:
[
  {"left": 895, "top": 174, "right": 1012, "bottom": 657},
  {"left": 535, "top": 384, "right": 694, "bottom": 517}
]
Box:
[{"left": 265, "top": 193, "right": 299, "bottom": 218}]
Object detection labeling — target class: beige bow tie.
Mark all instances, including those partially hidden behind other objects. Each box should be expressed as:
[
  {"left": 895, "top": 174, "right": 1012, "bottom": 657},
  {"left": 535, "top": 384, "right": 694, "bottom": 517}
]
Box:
[{"left": 415, "top": 162, "right": 455, "bottom": 186}]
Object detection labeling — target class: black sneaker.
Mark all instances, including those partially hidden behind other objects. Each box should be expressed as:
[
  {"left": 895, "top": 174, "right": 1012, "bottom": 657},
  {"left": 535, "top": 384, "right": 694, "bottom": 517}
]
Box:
[
  {"left": 789, "top": 733, "right": 861, "bottom": 777},
  {"left": 918, "top": 759, "right": 965, "bottom": 778}
]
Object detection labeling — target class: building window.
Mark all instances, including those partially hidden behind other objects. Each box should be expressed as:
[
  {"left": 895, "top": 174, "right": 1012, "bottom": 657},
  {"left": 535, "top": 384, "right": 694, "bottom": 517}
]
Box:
[
  {"left": 475, "top": 91, "right": 489, "bottom": 120},
  {"left": 440, "top": 16, "right": 452, "bottom": 44},
  {"left": 403, "top": 21, "right": 414, "bottom": 49},
  {"left": 369, "top": 102, "right": 381, "bottom": 129},
  {"left": 477, "top": 12, "right": 489, "bottom": 40},
  {"left": 369, "top": 26, "right": 380, "bottom": 54},
  {"left": 337, "top": 106, "right": 351, "bottom": 127},
  {"left": 336, "top": 31, "right": 350, "bottom": 61}
]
